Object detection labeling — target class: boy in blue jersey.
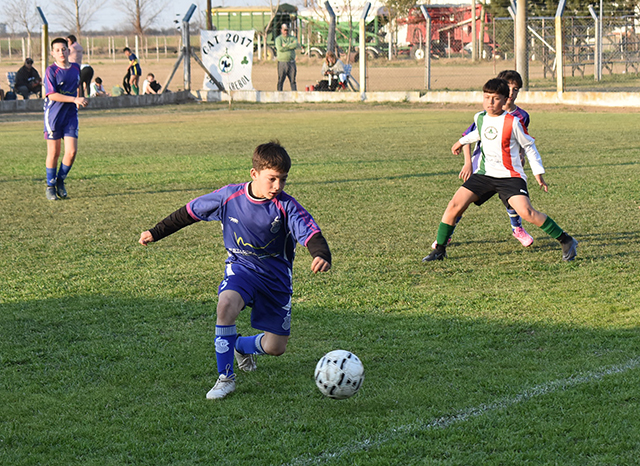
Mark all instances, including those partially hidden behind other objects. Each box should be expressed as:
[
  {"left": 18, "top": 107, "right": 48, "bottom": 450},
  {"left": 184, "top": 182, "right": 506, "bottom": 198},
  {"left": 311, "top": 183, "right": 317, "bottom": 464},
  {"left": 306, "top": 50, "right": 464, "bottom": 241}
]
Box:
[
  {"left": 43, "top": 37, "right": 89, "bottom": 201},
  {"left": 423, "top": 78, "right": 578, "bottom": 263},
  {"left": 432, "top": 70, "right": 535, "bottom": 249},
  {"left": 139, "top": 142, "right": 332, "bottom": 399},
  {"left": 123, "top": 47, "right": 142, "bottom": 95}
]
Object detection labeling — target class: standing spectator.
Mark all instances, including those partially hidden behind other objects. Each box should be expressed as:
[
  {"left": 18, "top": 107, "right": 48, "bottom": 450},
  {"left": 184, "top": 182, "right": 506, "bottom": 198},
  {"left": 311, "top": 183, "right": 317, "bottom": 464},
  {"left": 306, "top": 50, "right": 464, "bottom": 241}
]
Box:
[
  {"left": 142, "top": 73, "right": 162, "bottom": 94},
  {"left": 80, "top": 64, "right": 94, "bottom": 97},
  {"left": 67, "top": 35, "right": 86, "bottom": 97},
  {"left": 15, "top": 58, "right": 42, "bottom": 99},
  {"left": 123, "top": 47, "right": 142, "bottom": 95},
  {"left": 275, "top": 24, "right": 298, "bottom": 91}
]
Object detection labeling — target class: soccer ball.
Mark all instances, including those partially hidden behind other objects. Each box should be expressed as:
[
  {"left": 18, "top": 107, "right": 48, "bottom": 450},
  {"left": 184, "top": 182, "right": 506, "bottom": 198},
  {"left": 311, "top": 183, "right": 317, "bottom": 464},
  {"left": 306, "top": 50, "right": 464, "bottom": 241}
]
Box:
[{"left": 314, "top": 350, "right": 364, "bottom": 399}]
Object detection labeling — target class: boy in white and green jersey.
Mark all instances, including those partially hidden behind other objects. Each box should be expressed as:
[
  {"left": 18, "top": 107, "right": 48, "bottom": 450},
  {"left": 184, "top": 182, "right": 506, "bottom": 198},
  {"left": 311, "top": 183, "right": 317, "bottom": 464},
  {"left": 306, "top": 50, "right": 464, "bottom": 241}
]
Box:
[{"left": 423, "top": 78, "right": 578, "bottom": 263}]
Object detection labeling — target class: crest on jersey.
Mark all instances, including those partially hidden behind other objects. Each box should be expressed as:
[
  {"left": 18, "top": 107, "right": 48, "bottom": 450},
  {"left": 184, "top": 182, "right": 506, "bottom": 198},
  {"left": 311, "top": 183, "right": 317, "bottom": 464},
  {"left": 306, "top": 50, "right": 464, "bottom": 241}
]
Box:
[
  {"left": 483, "top": 126, "right": 499, "bottom": 140},
  {"left": 270, "top": 216, "right": 281, "bottom": 234}
]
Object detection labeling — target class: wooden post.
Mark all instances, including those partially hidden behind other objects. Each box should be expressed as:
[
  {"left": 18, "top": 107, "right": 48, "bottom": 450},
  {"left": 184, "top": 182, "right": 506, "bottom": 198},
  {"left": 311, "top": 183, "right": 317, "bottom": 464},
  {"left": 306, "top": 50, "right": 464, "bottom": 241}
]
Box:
[{"left": 555, "top": 0, "right": 566, "bottom": 94}]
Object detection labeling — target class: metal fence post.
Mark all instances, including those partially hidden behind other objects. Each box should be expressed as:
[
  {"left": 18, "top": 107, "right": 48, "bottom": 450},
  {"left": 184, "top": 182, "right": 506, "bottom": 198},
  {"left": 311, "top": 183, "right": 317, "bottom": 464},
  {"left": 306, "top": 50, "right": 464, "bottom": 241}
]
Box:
[
  {"left": 359, "top": 2, "right": 371, "bottom": 94},
  {"left": 420, "top": 5, "right": 431, "bottom": 90},
  {"left": 555, "top": 0, "right": 566, "bottom": 95}
]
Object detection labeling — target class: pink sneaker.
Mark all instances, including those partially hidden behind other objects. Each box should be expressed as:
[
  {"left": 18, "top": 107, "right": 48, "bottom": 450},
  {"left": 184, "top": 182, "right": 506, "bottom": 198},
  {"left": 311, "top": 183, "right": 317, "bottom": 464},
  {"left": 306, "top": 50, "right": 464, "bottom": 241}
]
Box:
[
  {"left": 512, "top": 227, "right": 534, "bottom": 247},
  {"left": 431, "top": 238, "right": 452, "bottom": 249}
]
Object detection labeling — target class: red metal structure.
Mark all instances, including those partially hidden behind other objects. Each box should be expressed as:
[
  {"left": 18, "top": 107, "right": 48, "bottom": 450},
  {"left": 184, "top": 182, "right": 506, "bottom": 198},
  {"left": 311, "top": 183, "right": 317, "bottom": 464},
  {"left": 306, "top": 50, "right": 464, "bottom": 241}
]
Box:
[{"left": 398, "top": 4, "right": 492, "bottom": 58}]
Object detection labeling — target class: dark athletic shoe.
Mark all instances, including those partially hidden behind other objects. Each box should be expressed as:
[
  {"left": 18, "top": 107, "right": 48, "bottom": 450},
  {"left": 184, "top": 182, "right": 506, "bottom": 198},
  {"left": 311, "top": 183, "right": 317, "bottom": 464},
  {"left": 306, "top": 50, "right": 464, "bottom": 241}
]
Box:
[
  {"left": 561, "top": 238, "right": 578, "bottom": 261},
  {"left": 422, "top": 248, "right": 447, "bottom": 262},
  {"left": 46, "top": 186, "right": 59, "bottom": 201},
  {"left": 56, "top": 179, "right": 67, "bottom": 199}
]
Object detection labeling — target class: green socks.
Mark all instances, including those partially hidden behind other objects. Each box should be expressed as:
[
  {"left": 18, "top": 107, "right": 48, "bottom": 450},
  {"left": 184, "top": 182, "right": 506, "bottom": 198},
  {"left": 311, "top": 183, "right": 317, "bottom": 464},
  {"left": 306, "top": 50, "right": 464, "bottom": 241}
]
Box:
[
  {"left": 540, "top": 216, "right": 564, "bottom": 239},
  {"left": 436, "top": 222, "right": 457, "bottom": 246}
]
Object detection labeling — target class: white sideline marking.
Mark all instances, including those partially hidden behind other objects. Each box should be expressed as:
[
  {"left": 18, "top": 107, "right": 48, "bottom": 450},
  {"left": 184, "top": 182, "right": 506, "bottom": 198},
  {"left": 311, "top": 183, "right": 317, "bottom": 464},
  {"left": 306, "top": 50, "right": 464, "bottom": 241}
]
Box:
[{"left": 286, "top": 357, "right": 640, "bottom": 466}]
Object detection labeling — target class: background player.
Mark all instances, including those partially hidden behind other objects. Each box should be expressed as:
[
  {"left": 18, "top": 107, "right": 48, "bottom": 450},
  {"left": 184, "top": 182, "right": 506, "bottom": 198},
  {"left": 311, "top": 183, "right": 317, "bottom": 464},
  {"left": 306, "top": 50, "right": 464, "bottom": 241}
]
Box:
[
  {"left": 123, "top": 47, "right": 142, "bottom": 95},
  {"left": 139, "top": 141, "right": 332, "bottom": 399},
  {"left": 423, "top": 78, "right": 578, "bottom": 262},
  {"left": 43, "top": 37, "right": 88, "bottom": 201},
  {"left": 432, "top": 70, "right": 534, "bottom": 249}
]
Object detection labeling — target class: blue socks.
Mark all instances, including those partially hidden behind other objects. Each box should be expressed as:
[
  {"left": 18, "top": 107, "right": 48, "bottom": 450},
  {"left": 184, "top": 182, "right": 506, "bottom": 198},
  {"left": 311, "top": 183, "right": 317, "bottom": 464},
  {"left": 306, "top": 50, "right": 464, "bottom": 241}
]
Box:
[
  {"left": 506, "top": 207, "right": 522, "bottom": 230},
  {"left": 46, "top": 164, "right": 72, "bottom": 186},
  {"left": 215, "top": 325, "right": 237, "bottom": 377},
  {"left": 46, "top": 167, "right": 57, "bottom": 186},
  {"left": 236, "top": 333, "right": 266, "bottom": 355},
  {"left": 58, "top": 163, "right": 72, "bottom": 181}
]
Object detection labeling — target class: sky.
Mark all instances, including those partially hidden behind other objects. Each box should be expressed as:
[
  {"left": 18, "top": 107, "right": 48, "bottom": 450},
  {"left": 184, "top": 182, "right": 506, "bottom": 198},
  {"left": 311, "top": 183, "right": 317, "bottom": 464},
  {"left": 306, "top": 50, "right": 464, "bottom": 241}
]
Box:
[{"left": 46, "top": 0, "right": 260, "bottom": 33}]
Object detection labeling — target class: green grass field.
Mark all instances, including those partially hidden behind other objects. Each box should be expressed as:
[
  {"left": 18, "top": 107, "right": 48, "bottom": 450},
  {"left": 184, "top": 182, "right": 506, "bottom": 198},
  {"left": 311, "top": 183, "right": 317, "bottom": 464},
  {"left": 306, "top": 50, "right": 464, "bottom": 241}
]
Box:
[{"left": 1, "top": 103, "right": 639, "bottom": 465}]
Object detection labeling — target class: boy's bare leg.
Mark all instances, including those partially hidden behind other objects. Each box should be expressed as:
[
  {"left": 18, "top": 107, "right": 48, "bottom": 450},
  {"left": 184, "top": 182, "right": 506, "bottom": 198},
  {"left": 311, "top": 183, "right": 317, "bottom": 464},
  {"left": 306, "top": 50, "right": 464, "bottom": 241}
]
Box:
[{"left": 507, "top": 195, "right": 547, "bottom": 227}]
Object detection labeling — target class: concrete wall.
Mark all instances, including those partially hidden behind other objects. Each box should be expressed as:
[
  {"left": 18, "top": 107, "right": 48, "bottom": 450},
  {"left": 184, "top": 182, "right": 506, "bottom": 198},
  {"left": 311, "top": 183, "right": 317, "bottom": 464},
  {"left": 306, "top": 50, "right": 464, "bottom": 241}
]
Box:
[
  {"left": 2, "top": 89, "right": 638, "bottom": 112},
  {"left": 0, "top": 90, "right": 196, "bottom": 114}
]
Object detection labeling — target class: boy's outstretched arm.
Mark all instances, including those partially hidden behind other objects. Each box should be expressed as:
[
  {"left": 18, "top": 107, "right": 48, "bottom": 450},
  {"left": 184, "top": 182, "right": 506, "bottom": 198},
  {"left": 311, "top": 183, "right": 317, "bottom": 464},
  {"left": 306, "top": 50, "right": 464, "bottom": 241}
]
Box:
[
  {"left": 138, "top": 205, "right": 199, "bottom": 246},
  {"left": 307, "top": 232, "right": 331, "bottom": 274}
]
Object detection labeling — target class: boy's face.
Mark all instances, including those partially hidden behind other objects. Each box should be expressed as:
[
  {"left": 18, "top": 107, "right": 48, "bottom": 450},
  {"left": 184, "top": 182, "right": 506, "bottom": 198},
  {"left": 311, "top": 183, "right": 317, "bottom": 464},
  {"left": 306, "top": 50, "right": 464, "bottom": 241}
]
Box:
[
  {"left": 505, "top": 81, "right": 520, "bottom": 107},
  {"left": 483, "top": 91, "right": 508, "bottom": 116},
  {"left": 51, "top": 42, "right": 69, "bottom": 64},
  {"left": 250, "top": 167, "right": 288, "bottom": 199},
  {"left": 125, "top": 50, "right": 131, "bottom": 57},
  {"left": 148, "top": 75, "right": 155, "bottom": 82}
]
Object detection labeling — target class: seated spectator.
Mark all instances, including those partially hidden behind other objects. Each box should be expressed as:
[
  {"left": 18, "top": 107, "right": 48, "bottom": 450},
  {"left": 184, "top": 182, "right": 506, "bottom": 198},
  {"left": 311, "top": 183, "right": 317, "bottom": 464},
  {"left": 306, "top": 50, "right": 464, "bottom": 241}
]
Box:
[
  {"left": 315, "top": 52, "right": 346, "bottom": 91},
  {"left": 142, "top": 73, "right": 162, "bottom": 94},
  {"left": 90, "top": 77, "right": 109, "bottom": 97},
  {"left": 15, "top": 58, "right": 42, "bottom": 99}
]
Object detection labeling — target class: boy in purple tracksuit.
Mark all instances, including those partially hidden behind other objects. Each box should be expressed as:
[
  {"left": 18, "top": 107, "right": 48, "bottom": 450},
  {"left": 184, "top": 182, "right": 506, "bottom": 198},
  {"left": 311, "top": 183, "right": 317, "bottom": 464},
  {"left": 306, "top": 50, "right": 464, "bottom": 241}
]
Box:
[
  {"left": 43, "top": 37, "right": 88, "bottom": 200},
  {"left": 139, "top": 142, "right": 332, "bottom": 399}
]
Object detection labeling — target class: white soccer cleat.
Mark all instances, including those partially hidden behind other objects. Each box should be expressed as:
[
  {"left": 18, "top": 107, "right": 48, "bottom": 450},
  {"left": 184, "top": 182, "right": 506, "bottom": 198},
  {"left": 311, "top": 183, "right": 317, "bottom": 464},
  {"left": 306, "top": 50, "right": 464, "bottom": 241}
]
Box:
[
  {"left": 235, "top": 349, "right": 257, "bottom": 372},
  {"left": 206, "top": 374, "right": 236, "bottom": 400}
]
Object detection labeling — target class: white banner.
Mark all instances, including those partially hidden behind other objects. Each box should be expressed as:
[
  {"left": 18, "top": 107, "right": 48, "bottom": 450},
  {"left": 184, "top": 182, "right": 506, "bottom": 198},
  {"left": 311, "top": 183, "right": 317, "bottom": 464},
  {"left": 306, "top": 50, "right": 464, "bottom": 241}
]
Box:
[{"left": 201, "top": 30, "right": 255, "bottom": 91}]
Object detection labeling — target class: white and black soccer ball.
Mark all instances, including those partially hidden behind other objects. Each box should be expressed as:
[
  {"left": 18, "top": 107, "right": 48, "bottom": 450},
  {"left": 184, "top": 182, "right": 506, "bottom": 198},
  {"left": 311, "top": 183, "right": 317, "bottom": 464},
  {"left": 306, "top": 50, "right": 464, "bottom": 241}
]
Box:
[{"left": 314, "top": 350, "right": 364, "bottom": 399}]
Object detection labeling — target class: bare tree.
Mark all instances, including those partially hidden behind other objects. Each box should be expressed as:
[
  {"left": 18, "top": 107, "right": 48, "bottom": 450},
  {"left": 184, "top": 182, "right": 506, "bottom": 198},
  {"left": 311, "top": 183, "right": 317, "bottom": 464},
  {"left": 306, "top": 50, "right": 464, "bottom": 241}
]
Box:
[
  {"left": 52, "top": 0, "right": 102, "bottom": 37},
  {"left": 117, "top": 0, "right": 168, "bottom": 36},
  {"left": 260, "top": 0, "right": 281, "bottom": 60},
  {"left": 4, "top": 0, "right": 39, "bottom": 38}
]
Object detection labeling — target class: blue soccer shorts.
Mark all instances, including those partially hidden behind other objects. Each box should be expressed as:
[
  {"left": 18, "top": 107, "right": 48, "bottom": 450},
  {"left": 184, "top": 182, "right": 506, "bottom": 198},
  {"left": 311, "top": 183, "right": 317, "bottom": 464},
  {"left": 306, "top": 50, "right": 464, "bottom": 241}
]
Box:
[
  {"left": 218, "top": 263, "right": 292, "bottom": 336},
  {"left": 44, "top": 107, "right": 79, "bottom": 140}
]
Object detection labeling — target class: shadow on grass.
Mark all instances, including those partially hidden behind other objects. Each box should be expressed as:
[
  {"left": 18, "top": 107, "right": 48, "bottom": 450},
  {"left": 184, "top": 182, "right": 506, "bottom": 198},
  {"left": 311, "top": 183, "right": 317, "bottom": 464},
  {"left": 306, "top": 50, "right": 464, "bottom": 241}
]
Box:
[{"left": 2, "top": 295, "right": 639, "bottom": 464}]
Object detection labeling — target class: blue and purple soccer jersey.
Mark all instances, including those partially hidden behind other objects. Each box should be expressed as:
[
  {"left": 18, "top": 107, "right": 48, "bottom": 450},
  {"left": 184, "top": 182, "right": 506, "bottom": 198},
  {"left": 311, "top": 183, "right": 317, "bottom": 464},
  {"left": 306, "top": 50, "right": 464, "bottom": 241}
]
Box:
[
  {"left": 187, "top": 183, "right": 322, "bottom": 295},
  {"left": 463, "top": 106, "right": 530, "bottom": 172},
  {"left": 43, "top": 62, "right": 81, "bottom": 140}
]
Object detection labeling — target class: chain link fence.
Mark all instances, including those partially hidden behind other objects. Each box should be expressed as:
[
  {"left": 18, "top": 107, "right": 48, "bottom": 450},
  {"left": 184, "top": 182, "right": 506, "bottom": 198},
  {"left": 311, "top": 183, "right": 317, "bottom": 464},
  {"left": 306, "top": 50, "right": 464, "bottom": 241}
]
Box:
[{"left": 1, "top": 13, "right": 638, "bottom": 95}]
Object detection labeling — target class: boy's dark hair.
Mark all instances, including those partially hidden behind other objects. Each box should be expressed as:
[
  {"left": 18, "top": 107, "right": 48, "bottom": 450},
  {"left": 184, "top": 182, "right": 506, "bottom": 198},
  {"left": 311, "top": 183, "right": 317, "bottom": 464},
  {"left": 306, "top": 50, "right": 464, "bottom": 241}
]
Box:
[
  {"left": 253, "top": 141, "right": 291, "bottom": 173},
  {"left": 483, "top": 78, "right": 510, "bottom": 99},
  {"left": 123, "top": 47, "right": 131, "bottom": 53},
  {"left": 51, "top": 37, "right": 68, "bottom": 49},
  {"left": 496, "top": 69, "right": 523, "bottom": 88},
  {"left": 67, "top": 35, "right": 77, "bottom": 43},
  {"left": 148, "top": 73, "right": 155, "bottom": 78},
  {"left": 95, "top": 77, "right": 102, "bottom": 84}
]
